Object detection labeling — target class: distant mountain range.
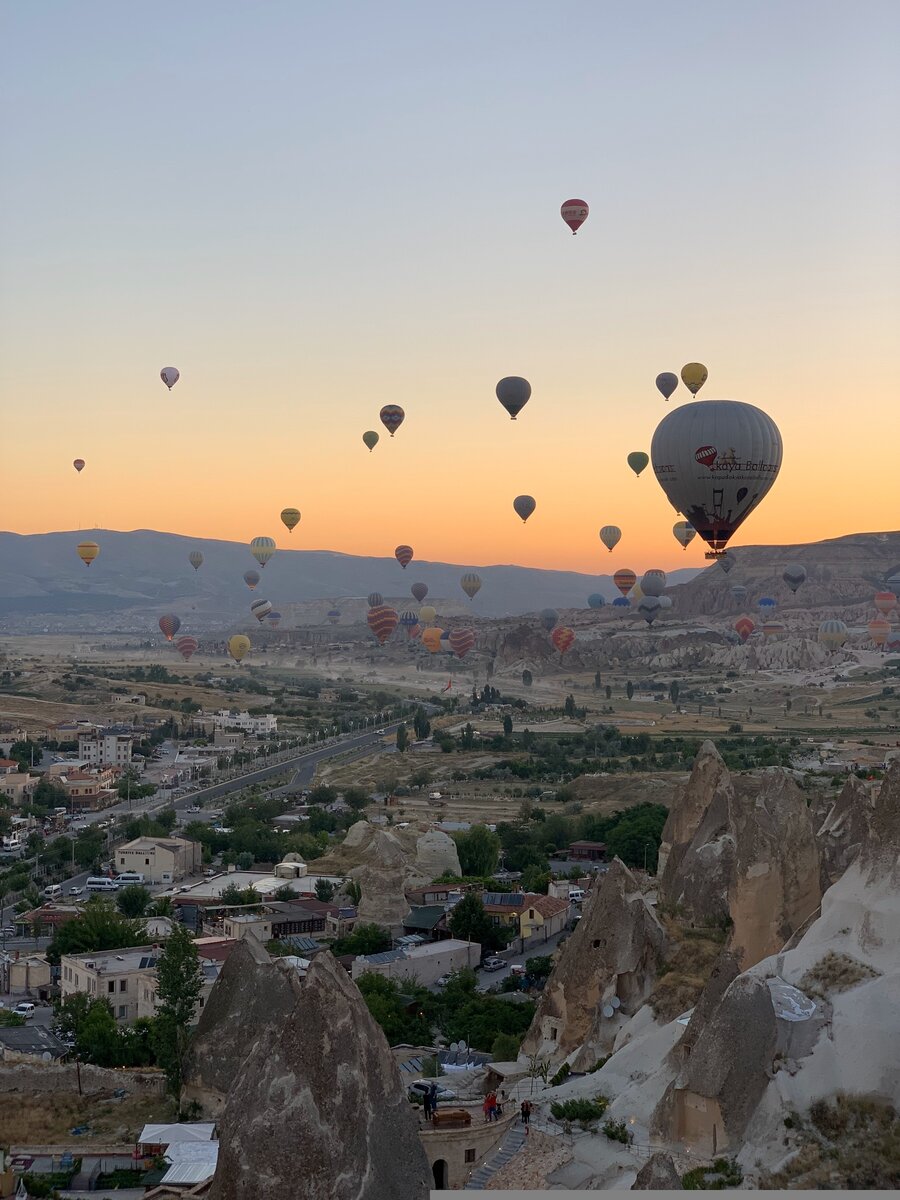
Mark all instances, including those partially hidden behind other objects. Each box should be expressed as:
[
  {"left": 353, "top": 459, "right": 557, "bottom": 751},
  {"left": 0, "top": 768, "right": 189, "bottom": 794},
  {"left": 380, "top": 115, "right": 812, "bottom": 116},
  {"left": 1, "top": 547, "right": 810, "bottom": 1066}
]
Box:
[{"left": 0, "top": 528, "right": 701, "bottom": 627}]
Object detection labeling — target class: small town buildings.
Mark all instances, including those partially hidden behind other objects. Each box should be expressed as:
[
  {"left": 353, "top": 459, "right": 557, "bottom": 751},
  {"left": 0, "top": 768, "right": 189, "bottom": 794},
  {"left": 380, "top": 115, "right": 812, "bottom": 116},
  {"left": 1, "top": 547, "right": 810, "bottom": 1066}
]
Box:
[
  {"left": 61, "top": 768, "right": 119, "bottom": 811},
  {"left": 7, "top": 955, "right": 52, "bottom": 999},
  {"left": 0, "top": 1024, "right": 68, "bottom": 1064},
  {"left": 352, "top": 938, "right": 480, "bottom": 987},
  {"left": 567, "top": 840, "right": 607, "bottom": 862},
  {"left": 481, "top": 892, "right": 570, "bottom": 944},
  {"left": 15, "top": 904, "right": 83, "bottom": 938},
  {"left": 211, "top": 710, "right": 278, "bottom": 735},
  {"left": 221, "top": 898, "right": 346, "bottom": 943},
  {"left": 116, "top": 836, "right": 202, "bottom": 884},
  {"left": 61, "top": 943, "right": 224, "bottom": 1024},
  {"left": 78, "top": 731, "right": 133, "bottom": 768},
  {"left": 0, "top": 773, "right": 36, "bottom": 806},
  {"left": 401, "top": 905, "right": 453, "bottom": 941}
]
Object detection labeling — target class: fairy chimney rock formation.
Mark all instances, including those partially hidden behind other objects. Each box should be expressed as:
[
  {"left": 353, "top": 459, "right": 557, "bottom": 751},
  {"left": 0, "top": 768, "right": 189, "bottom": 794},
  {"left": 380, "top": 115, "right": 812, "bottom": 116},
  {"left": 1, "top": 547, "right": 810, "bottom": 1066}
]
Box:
[
  {"left": 632, "top": 1152, "right": 683, "bottom": 1189},
  {"left": 208, "top": 952, "right": 431, "bottom": 1200},
  {"left": 521, "top": 858, "right": 666, "bottom": 1068}
]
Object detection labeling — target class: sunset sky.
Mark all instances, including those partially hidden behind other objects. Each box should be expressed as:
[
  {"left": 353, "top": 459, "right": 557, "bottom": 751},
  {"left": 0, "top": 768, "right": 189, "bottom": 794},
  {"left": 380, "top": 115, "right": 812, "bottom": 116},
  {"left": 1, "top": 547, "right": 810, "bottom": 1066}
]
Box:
[{"left": 1, "top": 1, "right": 898, "bottom": 575}]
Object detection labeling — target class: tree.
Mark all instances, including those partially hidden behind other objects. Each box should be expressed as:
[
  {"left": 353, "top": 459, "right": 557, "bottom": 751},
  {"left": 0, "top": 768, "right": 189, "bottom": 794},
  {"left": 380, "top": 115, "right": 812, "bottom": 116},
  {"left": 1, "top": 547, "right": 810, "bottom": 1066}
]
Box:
[
  {"left": 343, "top": 787, "right": 369, "bottom": 812},
  {"left": 454, "top": 825, "right": 500, "bottom": 877},
  {"left": 236, "top": 851, "right": 254, "bottom": 870},
  {"left": 356, "top": 973, "right": 433, "bottom": 1045},
  {"left": 605, "top": 685, "right": 612, "bottom": 700},
  {"left": 626, "top": 681, "right": 634, "bottom": 701},
  {"left": 459, "top": 723, "right": 476, "bottom": 750},
  {"left": 395, "top": 723, "right": 409, "bottom": 753},
  {"left": 331, "top": 922, "right": 391, "bottom": 957},
  {"left": 448, "top": 893, "right": 497, "bottom": 951},
  {"left": 491, "top": 1032, "right": 522, "bottom": 1061},
  {"left": 308, "top": 785, "right": 337, "bottom": 806},
  {"left": 502, "top": 714, "right": 513, "bottom": 738},
  {"left": 669, "top": 681, "right": 680, "bottom": 707},
  {"left": 413, "top": 707, "right": 431, "bottom": 740},
  {"left": 314, "top": 878, "right": 335, "bottom": 902},
  {"left": 47, "top": 899, "right": 145, "bottom": 965},
  {"left": 564, "top": 694, "right": 576, "bottom": 718},
  {"left": 116, "top": 885, "right": 152, "bottom": 918},
  {"left": 273, "top": 884, "right": 299, "bottom": 901},
  {"left": 9, "top": 739, "right": 39, "bottom": 772},
  {"left": 76, "top": 1000, "right": 122, "bottom": 1067},
  {"left": 594, "top": 671, "right": 602, "bottom": 690},
  {"left": 522, "top": 670, "right": 532, "bottom": 688},
  {"left": 344, "top": 878, "right": 362, "bottom": 906},
  {"left": 154, "top": 923, "right": 203, "bottom": 1097}
]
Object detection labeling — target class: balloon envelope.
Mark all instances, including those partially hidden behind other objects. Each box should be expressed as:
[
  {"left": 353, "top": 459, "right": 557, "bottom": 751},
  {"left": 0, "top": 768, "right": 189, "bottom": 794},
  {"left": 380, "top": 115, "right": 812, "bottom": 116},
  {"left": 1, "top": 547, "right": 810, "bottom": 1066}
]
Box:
[
  {"left": 363, "top": 430, "right": 379, "bottom": 452},
  {"left": 612, "top": 596, "right": 631, "bottom": 610},
  {"left": 422, "top": 627, "right": 443, "bottom": 653},
  {"left": 280, "top": 508, "right": 301, "bottom": 533},
  {"left": 869, "top": 617, "right": 891, "bottom": 646},
  {"left": 175, "top": 635, "right": 198, "bottom": 661},
  {"left": 673, "top": 521, "right": 696, "bottom": 550},
  {"left": 599, "top": 525, "right": 621, "bottom": 553},
  {"left": 160, "top": 367, "right": 180, "bottom": 389},
  {"left": 758, "top": 597, "right": 777, "bottom": 612},
  {"left": 250, "top": 599, "right": 273, "bottom": 621},
  {"left": 189, "top": 550, "right": 204, "bottom": 571},
  {"left": 641, "top": 569, "right": 667, "bottom": 598},
  {"left": 379, "top": 405, "right": 405, "bottom": 436},
  {"left": 718, "top": 554, "right": 735, "bottom": 574},
  {"left": 560, "top": 199, "right": 589, "bottom": 234},
  {"left": 551, "top": 626, "right": 575, "bottom": 654},
  {"left": 588, "top": 593, "right": 606, "bottom": 609},
  {"left": 327, "top": 608, "right": 341, "bottom": 624},
  {"left": 650, "top": 400, "right": 783, "bottom": 554},
  {"left": 627, "top": 451, "right": 649, "bottom": 477},
  {"left": 613, "top": 569, "right": 636, "bottom": 596},
  {"left": 782, "top": 563, "right": 807, "bottom": 593},
  {"left": 250, "top": 536, "right": 276, "bottom": 567},
  {"left": 655, "top": 372, "right": 678, "bottom": 401},
  {"left": 266, "top": 611, "right": 282, "bottom": 628},
  {"left": 540, "top": 608, "right": 559, "bottom": 632},
  {"left": 73, "top": 458, "right": 85, "bottom": 472},
  {"left": 395, "top": 545, "right": 414, "bottom": 569},
  {"left": 77, "top": 541, "right": 99, "bottom": 567},
  {"left": 496, "top": 376, "right": 531, "bottom": 420},
  {"left": 638, "top": 596, "right": 661, "bottom": 625},
  {"left": 731, "top": 584, "right": 748, "bottom": 603},
  {"left": 228, "top": 634, "right": 250, "bottom": 662},
  {"left": 734, "top": 616, "right": 755, "bottom": 642},
  {"left": 367, "top": 592, "right": 384, "bottom": 608},
  {"left": 449, "top": 628, "right": 476, "bottom": 659},
  {"left": 680, "top": 363, "right": 708, "bottom": 395},
  {"left": 243, "top": 570, "right": 260, "bottom": 590},
  {"left": 818, "top": 619, "right": 848, "bottom": 651},
  {"left": 419, "top": 605, "right": 436, "bottom": 625},
  {"left": 158, "top": 614, "right": 181, "bottom": 640},
  {"left": 874, "top": 592, "right": 897, "bottom": 616},
  {"left": 411, "top": 582, "right": 428, "bottom": 603},
  {"left": 367, "top": 605, "right": 399, "bottom": 644},
  {"left": 513, "top": 495, "right": 536, "bottom": 523},
  {"left": 460, "top": 573, "right": 482, "bottom": 600}
]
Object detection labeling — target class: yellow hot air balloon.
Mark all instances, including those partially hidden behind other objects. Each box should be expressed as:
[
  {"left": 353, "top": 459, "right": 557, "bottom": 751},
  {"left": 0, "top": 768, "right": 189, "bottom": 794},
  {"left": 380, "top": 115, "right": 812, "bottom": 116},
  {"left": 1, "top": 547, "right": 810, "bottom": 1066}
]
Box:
[
  {"left": 419, "top": 605, "right": 436, "bottom": 626},
  {"left": 628, "top": 582, "right": 644, "bottom": 602},
  {"left": 250, "top": 536, "right": 276, "bottom": 567},
  {"left": 422, "top": 627, "right": 444, "bottom": 654},
  {"left": 680, "top": 362, "right": 708, "bottom": 395},
  {"left": 280, "top": 508, "right": 301, "bottom": 533},
  {"left": 77, "top": 541, "right": 100, "bottom": 567},
  {"left": 228, "top": 634, "right": 251, "bottom": 663}
]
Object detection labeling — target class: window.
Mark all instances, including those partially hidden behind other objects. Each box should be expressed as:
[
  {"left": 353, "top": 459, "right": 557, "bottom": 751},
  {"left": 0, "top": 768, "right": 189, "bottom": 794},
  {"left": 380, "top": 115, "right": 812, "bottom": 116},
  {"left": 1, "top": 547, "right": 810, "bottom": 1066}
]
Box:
[
  {"left": 118, "top": 1005, "right": 127, "bottom": 1019},
  {"left": 119, "top": 979, "right": 127, "bottom": 992},
  {"left": 465, "top": 1149, "right": 476, "bottom": 1163},
  {"left": 550, "top": 1027, "right": 558, "bottom": 1041},
  {"left": 529, "top": 910, "right": 535, "bottom": 920},
  {"left": 145, "top": 858, "right": 150, "bottom": 865},
  {"left": 108, "top": 980, "right": 115, "bottom": 993}
]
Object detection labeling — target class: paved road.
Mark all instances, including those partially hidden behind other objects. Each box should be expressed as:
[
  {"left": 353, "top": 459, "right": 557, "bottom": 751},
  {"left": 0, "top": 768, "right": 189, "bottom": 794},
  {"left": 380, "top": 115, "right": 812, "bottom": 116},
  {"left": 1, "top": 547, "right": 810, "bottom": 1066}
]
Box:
[{"left": 475, "top": 929, "right": 568, "bottom": 991}]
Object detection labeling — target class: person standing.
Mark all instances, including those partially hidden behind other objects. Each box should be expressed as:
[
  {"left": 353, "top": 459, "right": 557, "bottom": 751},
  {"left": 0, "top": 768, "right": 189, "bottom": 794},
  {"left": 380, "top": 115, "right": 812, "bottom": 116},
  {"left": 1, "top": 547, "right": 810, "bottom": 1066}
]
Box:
[
  {"left": 423, "top": 1088, "right": 433, "bottom": 1121},
  {"left": 429, "top": 1081, "right": 439, "bottom": 1118},
  {"left": 520, "top": 1099, "right": 532, "bottom": 1133}
]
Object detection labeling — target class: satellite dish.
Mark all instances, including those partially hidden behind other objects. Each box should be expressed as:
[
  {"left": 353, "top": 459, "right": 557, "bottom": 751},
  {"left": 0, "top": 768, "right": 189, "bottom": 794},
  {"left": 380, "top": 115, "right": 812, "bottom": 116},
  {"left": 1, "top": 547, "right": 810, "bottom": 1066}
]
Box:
[
  {"left": 610, "top": 996, "right": 621, "bottom": 1010},
  {"left": 458, "top": 1040, "right": 467, "bottom": 1050},
  {"left": 42, "top": 1051, "right": 52, "bottom": 1062},
  {"left": 602, "top": 1004, "right": 615, "bottom": 1019},
  {"left": 449, "top": 1042, "right": 459, "bottom": 1052}
]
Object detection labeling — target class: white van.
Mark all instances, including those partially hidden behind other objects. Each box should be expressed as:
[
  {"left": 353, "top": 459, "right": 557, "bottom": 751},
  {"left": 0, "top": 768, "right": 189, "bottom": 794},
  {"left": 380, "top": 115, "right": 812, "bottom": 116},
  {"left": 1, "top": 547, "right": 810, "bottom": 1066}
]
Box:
[
  {"left": 43, "top": 884, "right": 63, "bottom": 899},
  {"left": 85, "top": 877, "right": 119, "bottom": 892},
  {"left": 116, "top": 871, "right": 145, "bottom": 885},
  {"left": 568, "top": 888, "right": 585, "bottom": 903},
  {"left": 13, "top": 1002, "right": 35, "bottom": 1019}
]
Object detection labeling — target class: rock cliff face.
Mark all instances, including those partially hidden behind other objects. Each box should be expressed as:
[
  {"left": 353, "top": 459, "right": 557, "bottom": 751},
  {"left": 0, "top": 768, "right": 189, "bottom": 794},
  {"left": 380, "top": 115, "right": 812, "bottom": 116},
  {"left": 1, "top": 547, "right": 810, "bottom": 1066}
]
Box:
[
  {"left": 208, "top": 952, "right": 431, "bottom": 1200},
  {"left": 182, "top": 936, "right": 302, "bottom": 1117},
  {"left": 816, "top": 774, "right": 874, "bottom": 889},
  {"left": 659, "top": 745, "right": 821, "bottom": 969},
  {"left": 632, "top": 1152, "right": 683, "bottom": 1190},
  {"left": 521, "top": 859, "right": 666, "bottom": 1068}
]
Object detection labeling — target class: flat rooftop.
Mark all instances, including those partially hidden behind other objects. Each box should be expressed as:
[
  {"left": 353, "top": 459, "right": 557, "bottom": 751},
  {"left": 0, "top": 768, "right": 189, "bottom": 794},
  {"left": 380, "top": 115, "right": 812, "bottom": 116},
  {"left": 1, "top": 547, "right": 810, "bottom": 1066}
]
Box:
[
  {"left": 65, "top": 945, "right": 158, "bottom": 973},
  {"left": 172, "top": 870, "right": 344, "bottom": 902}
]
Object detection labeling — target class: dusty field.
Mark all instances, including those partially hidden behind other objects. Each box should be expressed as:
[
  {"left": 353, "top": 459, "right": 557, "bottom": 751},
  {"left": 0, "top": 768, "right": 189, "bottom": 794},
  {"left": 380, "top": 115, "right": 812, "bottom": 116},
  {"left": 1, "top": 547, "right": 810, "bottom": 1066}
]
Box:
[{"left": 2, "top": 1089, "right": 176, "bottom": 1147}]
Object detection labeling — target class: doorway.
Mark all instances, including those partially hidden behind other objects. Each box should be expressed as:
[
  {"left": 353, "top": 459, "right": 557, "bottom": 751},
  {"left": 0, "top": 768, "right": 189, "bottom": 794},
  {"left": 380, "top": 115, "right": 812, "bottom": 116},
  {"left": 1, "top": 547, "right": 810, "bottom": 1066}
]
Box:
[{"left": 432, "top": 1159, "right": 449, "bottom": 1189}]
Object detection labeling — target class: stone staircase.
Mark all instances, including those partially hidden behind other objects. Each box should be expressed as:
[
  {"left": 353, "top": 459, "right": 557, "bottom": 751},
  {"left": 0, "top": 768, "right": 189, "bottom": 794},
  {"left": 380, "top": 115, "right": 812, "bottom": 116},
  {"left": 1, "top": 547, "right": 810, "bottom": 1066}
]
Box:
[{"left": 464, "top": 1122, "right": 528, "bottom": 1190}]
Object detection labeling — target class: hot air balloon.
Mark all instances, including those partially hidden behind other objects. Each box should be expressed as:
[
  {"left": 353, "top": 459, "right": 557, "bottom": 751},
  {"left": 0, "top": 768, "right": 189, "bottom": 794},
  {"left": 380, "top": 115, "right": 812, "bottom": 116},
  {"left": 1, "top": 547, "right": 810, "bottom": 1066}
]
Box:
[
  {"left": 818, "top": 620, "right": 848, "bottom": 651},
  {"left": 599, "top": 526, "right": 622, "bottom": 553},
  {"left": 496, "top": 377, "right": 531, "bottom": 420},
  {"left": 419, "top": 604, "right": 436, "bottom": 626},
  {"left": 762, "top": 621, "right": 785, "bottom": 641},
  {"left": 266, "top": 611, "right": 282, "bottom": 629},
  {"left": 551, "top": 626, "right": 575, "bottom": 654},
  {"left": 560, "top": 198, "right": 589, "bottom": 234},
  {"left": 540, "top": 608, "right": 558, "bottom": 632},
  {"left": 627, "top": 452, "right": 649, "bottom": 478},
  {"left": 77, "top": 541, "right": 99, "bottom": 567},
  {"left": 367, "top": 592, "right": 384, "bottom": 608},
  {"left": 379, "top": 405, "right": 405, "bottom": 437},
  {"left": 734, "top": 615, "right": 755, "bottom": 643},
  {"left": 449, "top": 628, "right": 476, "bottom": 659},
  {"left": 243, "top": 570, "right": 260, "bottom": 590},
  {"left": 189, "top": 550, "right": 204, "bottom": 571},
  {"left": 399, "top": 608, "right": 418, "bottom": 629},
  {"left": 874, "top": 592, "right": 897, "bottom": 617},
  {"left": 718, "top": 554, "right": 735, "bottom": 574},
  {"left": 280, "top": 508, "right": 301, "bottom": 533},
  {"left": 363, "top": 430, "right": 379, "bottom": 452},
  {"left": 758, "top": 597, "right": 777, "bottom": 613},
  {"left": 629, "top": 583, "right": 644, "bottom": 603},
  {"left": 158, "top": 614, "right": 181, "bottom": 640},
  {"left": 655, "top": 372, "right": 678, "bottom": 402},
  {"left": 327, "top": 608, "right": 341, "bottom": 625},
  {"left": 175, "top": 635, "right": 198, "bottom": 661},
  {"left": 782, "top": 563, "right": 807, "bottom": 593},
  {"left": 587, "top": 593, "right": 606, "bottom": 609},
  {"left": 731, "top": 584, "right": 748, "bottom": 604},
  {"left": 613, "top": 596, "right": 631, "bottom": 611},
  {"left": 613, "top": 569, "right": 636, "bottom": 596},
  {"left": 250, "top": 599, "right": 273, "bottom": 622},
  {"left": 513, "top": 495, "right": 536, "bottom": 523},
  {"left": 367, "top": 605, "right": 398, "bottom": 645},
  {"left": 422, "top": 627, "right": 443, "bottom": 653},
  {"left": 411, "top": 582, "right": 428, "bottom": 603},
  {"left": 680, "top": 363, "right": 708, "bottom": 395},
  {"left": 650, "top": 400, "right": 783, "bottom": 555},
  {"left": 160, "top": 367, "right": 180, "bottom": 390},
  {"left": 673, "top": 521, "right": 696, "bottom": 550},
  {"left": 638, "top": 596, "right": 661, "bottom": 625},
  {"left": 228, "top": 634, "right": 250, "bottom": 662},
  {"left": 73, "top": 458, "right": 85, "bottom": 473},
  {"left": 250, "top": 537, "right": 276, "bottom": 568},
  {"left": 395, "top": 545, "right": 414, "bottom": 569},
  {"left": 461, "top": 573, "right": 482, "bottom": 600},
  {"left": 641, "top": 569, "right": 667, "bottom": 598},
  {"left": 869, "top": 617, "right": 891, "bottom": 647},
  {"left": 658, "top": 595, "right": 673, "bottom": 610}
]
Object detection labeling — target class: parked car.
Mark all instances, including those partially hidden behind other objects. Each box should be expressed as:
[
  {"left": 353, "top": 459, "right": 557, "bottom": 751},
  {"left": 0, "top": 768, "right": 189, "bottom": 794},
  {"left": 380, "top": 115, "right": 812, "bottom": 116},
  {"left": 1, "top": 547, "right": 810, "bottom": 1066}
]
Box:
[
  {"left": 1, "top": 926, "right": 16, "bottom": 938},
  {"left": 68, "top": 886, "right": 84, "bottom": 897},
  {"left": 13, "top": 1003, "right": 35, "bottom": 1019},
  {"left": 204, "top": 868, "right": 217, "bottom": 878},
  {"left": 376, "top": 729, "right": 386, "bottom": 735},
  {"left": 188, "top": 805, "right": 201, "bottom": 813},
  {"left": 407, "top": 1081, "right": 456, "bottom": 1103},
  {"left": 482, "top": 956, "right": 506, "bottom": 972},
  {"left": 435, "top": 973, "right": 452, "bottom": 987}
]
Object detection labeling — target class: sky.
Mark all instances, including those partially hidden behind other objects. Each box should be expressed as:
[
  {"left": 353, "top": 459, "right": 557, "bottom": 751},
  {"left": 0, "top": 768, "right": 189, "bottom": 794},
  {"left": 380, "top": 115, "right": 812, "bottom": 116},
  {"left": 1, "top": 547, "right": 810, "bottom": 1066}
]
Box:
[{"left": 1, "top": 1, "right": 898, "bottom": 575}]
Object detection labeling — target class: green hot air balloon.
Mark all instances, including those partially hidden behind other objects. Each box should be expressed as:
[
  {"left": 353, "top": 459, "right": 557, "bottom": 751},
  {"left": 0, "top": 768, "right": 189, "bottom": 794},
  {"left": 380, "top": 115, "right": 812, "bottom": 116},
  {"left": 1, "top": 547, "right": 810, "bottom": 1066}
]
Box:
[
  {"left": 363, "top": 430, "right": 379, "bottom": 452},
  {"left": 627, "top": 452, "right": 650, "bottom": 478}
]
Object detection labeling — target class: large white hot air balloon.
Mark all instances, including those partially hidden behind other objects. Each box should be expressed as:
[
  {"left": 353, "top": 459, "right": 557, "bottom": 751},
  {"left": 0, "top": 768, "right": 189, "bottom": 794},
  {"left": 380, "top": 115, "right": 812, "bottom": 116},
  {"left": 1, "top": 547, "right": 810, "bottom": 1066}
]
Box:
[
  {"left": 818, "top": 619, "right": 848, "bottom": 651},
  {"left": 650, "top": 401, "right": 782, "bottom": 556},
  {"left": 599, "top": 526, "right": 622, "bottom": 553}
]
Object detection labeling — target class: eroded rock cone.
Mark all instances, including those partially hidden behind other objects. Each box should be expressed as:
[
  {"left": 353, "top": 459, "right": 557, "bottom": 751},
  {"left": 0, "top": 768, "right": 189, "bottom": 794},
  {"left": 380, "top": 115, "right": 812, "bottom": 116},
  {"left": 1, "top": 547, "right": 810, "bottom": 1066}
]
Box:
[
  {"left": 817, "top": 774, "right": 874, "bottom": 889},
  {"left": 632, "top": 1152, "right": 683, "bottom": 1189},
  {"left": 208, "top": 952, "right": 430, "bottom": 1200}
]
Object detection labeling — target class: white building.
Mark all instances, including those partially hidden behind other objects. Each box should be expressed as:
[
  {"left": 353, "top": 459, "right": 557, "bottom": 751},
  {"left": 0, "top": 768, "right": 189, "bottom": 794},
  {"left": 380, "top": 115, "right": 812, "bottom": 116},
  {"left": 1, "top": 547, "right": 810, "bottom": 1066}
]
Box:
[
  {"left": 352, "top": 939, "right": 481, "bottom": 988},
  {"left": 78, "top": 731, "right": 133, "bottom": 768},
  {"left": 211, "top": 710, "right": 278, "bottom": 735}
]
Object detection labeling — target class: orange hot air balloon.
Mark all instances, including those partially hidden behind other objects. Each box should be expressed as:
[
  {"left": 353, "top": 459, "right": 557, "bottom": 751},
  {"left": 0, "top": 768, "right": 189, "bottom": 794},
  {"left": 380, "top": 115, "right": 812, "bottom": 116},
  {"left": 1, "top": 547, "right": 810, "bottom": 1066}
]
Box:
[
  {"left": 367, "top": 605, "right": 399, "bottom": 645},
  {"left": 613, "top": 569, "right": 636, "bottom": 596},
  {"left": 158, "top": 614, "right": 181, "bottom": 641},
  {"left": 449, "top": 628, "right": 476, "bottom": 659},
  {"left": 874, "top": 592, "right": 897, "bottom": 617},
  {"left": 869, "top": 617, "right": 891, "bottom": 647},
  {"left": 77, "top": 541, "right": 100, "bottom": 567},
  {"left": 734, "top": 615, "right": 755, "bottom": 643},
  {"left": 422, "top": 626, "right": 444, "bottom": 653},
  {"left": 395, "top": 545, "right": 414, "bottom": 569},
  {"left": 551, "top": 626, "right": 575, "bottom": 655}
]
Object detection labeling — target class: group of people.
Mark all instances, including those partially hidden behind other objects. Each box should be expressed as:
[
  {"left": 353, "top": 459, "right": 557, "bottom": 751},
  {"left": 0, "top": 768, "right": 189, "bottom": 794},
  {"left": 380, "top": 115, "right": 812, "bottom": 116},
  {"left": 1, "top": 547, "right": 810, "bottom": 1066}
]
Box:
[{"left": 481, "top": 1092, "right": 533, "bottom": 1133}]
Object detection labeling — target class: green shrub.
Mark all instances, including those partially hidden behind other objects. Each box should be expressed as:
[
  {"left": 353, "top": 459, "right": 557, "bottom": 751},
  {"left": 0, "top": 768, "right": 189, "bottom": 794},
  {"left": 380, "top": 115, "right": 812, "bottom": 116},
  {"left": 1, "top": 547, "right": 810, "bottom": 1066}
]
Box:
[
  {"left": 549, "top": 1062, "right": 571, "bottom": 1088},
  {"left": 602, "top": 1117, "right": 632, "bottom": 1145},
  {"left": 550, "top": 1096, "right": 608, "bottom": 1123},
  {"left": 681, "top": 1159, "right": 743, "bottom": 1189}
]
